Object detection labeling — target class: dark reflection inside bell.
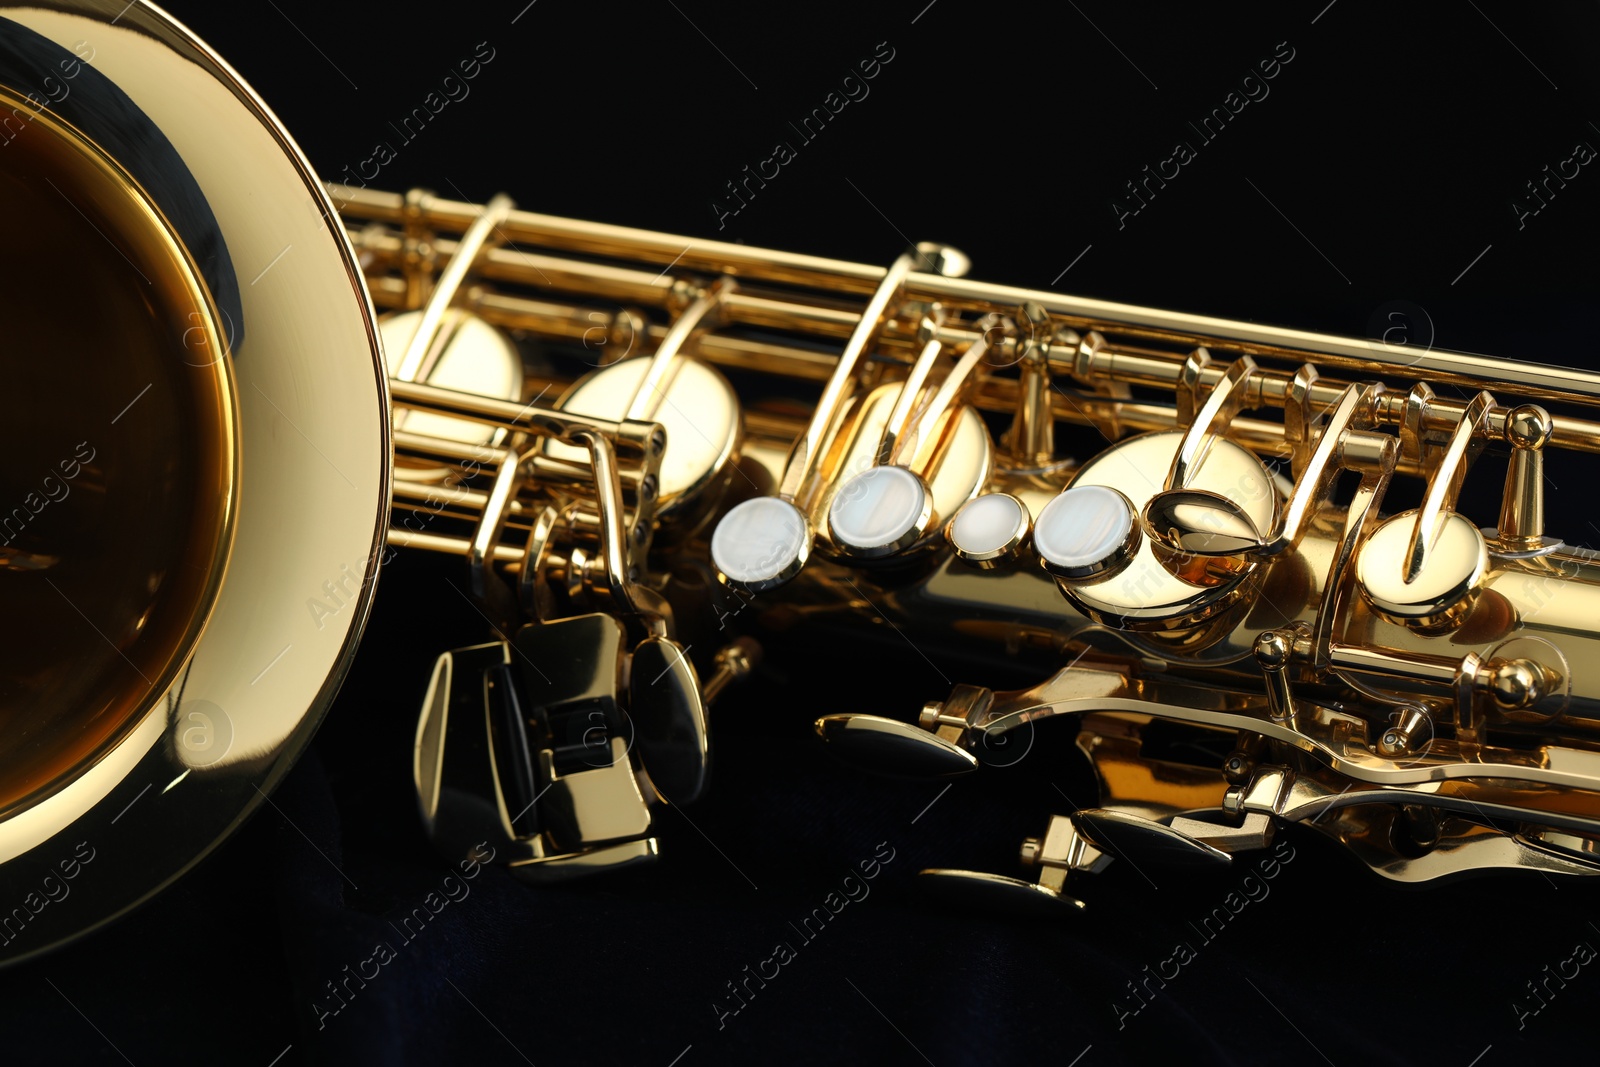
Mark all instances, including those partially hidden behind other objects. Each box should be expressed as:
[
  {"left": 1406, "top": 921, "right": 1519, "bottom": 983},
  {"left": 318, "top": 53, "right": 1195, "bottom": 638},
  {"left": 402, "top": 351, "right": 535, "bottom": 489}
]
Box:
[{"left": 0, "top": 97, "right": 233, "bottom": 815}]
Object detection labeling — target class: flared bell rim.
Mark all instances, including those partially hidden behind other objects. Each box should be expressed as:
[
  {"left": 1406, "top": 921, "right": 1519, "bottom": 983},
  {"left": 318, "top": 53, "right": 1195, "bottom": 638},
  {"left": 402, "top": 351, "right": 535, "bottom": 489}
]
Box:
[{"left": 0, "top": 0, "right": 390, "bottom": 965}]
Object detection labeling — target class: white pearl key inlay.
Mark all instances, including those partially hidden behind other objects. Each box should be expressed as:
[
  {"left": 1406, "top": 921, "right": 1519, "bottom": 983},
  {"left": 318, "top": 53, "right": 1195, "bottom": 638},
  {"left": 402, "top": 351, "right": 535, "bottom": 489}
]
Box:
[
  {"left": 828, "top": 466, "right": 930, "bottom": 558},
  {"left": 711, "top": 496, "right": 811, "bottom": 589},
  {"left": 1034, "top": 484, "right": 1139, "bottom": 578},
  {"left": 947, "top": 493, "right": 1030, "bottom": 563}
]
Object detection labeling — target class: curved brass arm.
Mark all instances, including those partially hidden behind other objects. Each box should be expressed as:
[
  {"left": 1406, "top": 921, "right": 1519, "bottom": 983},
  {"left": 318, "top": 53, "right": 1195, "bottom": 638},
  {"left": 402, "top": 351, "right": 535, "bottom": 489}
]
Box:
[{"left": 1404, "top": 391, "right": 1494, "bottom": 583}]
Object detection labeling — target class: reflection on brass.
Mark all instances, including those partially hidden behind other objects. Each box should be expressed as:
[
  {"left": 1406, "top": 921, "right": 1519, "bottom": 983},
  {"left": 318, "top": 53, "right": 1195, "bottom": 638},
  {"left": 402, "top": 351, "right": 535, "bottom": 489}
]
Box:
[
  {"left": 0, "top": 90, "right": 234, "bottom": 818},
  {"left": 1357, "top": 509, "right": 1488, "bottom": 628},
  {"left": 1, "top": 0, "right": 391, "bottom": 966},
  {"left": 10, "top": 0, "right": 1600, "bottom": 964}
]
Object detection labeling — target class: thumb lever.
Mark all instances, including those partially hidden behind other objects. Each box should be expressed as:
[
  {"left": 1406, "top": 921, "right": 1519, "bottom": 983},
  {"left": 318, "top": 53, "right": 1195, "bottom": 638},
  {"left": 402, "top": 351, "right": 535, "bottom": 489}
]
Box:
[{"left": 632, "top": 637, "right": 762, "bottom": 806}]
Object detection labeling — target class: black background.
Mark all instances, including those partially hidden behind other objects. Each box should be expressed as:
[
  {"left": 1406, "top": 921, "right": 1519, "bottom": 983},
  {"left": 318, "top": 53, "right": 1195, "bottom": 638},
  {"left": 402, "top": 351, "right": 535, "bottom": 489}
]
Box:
[{"left": 4, "top": 1, "right": 1600, "bottom": 1065}]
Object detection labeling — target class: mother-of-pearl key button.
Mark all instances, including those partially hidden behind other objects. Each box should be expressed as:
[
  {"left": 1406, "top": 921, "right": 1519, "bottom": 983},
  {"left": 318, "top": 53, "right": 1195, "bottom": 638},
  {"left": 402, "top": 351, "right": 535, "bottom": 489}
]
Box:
[
  {"left": 1035, "top": 484, "right": 1140, "bottom": 578},
  {"left": 711, "top": 496, "right": 811, "bottom": 591},
  {"left": 947, "top": 493, "right": 1031, "bottom": 564},
  {"left": 828, "top": 466, "right": 932, "bottom": 558}
]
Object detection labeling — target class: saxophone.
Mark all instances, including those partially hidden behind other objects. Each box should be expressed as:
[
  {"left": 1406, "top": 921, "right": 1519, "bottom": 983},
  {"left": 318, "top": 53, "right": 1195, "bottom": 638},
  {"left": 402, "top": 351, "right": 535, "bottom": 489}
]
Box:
[
  {"left": 340, "top": 172, "right": 1600, "bottom": 901},
  {"left": 1, "top": 0, "right": 1596, "bottom": 963}
]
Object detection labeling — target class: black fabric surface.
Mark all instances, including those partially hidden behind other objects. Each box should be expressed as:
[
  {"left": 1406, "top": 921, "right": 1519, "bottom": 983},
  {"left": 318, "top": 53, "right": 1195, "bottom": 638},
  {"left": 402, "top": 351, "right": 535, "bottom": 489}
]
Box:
[{"left": 4, "top": 2, "right": 1600, "bottom": 1064}]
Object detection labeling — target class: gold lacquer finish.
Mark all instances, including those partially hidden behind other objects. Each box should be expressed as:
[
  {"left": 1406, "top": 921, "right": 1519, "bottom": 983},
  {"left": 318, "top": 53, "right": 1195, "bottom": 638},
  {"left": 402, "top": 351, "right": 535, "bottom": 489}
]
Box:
[
  {"left": 546, "top": 355, "right": 741, "bottom": 529},
  {"left": 10, "top": 0, "right": 1600, "bottom": 964},
  {"left": 0, "top": 0, "right": 388, "bottom": 964},
  {"left": 1063, "top": 431, "right": 1274, "bottom": 629},
  {"left": 1356, "top": 509, "right": 1488, "bottom": 628}
]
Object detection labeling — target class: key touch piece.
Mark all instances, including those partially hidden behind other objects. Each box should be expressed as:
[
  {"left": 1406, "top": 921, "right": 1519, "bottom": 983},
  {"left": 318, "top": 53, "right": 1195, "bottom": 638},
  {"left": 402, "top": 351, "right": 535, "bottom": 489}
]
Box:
[
  {"left": 711, "top": 496, "right": 811, "bottom": 591},
  {"left": 1034, "top": 484, "right": 1140, "bottom": 579},
  {"left": 947, "top": 493, "right": 1031, "bottom": 565},
  {"left": 828, "top": 465, "right": 933, "bottom": 558}
]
